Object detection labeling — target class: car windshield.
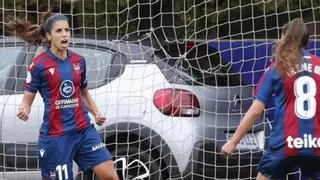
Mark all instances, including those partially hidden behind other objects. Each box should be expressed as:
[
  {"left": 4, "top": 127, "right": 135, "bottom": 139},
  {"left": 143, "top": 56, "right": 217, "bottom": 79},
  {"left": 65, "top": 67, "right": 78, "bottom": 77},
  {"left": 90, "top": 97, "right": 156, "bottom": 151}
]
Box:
[
  {"left": 0, "top": 46, "right": 26, "bottom": 95},
  {"left": 71, "top": 47, "right": 121, "bottom": 89},
  {"left": 0, "top": 44, "right": 124, "bottom": 95},
  {"left": 0, "top": 46, "right": 24, "bottom": 70}
]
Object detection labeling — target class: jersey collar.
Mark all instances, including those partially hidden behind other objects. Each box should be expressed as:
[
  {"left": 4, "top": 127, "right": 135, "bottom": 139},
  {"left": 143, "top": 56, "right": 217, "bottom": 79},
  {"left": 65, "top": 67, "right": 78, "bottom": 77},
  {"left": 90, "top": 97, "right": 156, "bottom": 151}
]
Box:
[{"left": 46, "top": 48, "right": 70, "bottom": 63}]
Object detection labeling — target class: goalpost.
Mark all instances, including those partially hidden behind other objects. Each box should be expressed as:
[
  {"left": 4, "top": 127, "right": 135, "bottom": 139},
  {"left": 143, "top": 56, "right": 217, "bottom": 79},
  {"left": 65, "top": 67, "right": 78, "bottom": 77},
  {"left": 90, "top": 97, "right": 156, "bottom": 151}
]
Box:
[{"left": 0, "top": 0, "right": 319, "bottom": 180}]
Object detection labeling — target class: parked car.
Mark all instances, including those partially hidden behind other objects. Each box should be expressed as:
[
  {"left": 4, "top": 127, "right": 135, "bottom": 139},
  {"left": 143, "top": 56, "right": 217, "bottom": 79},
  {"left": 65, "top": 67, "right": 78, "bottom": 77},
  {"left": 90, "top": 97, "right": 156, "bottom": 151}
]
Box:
[{"left": 0, "top": 36, "right": 269, "bottom": 180}]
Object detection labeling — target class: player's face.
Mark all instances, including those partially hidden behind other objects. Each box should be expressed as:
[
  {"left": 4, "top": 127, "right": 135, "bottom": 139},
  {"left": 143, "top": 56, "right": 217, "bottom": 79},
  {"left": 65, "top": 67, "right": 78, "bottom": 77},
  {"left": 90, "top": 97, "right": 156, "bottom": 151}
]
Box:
[{"left": 46, "top": 20, "right": 70, "bottom": 51}]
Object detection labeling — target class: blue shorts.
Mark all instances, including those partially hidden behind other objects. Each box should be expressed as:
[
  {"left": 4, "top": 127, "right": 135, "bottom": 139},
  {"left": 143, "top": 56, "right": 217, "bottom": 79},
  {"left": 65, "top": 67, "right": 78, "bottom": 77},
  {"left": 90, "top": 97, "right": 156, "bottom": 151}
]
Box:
[
  {"left": 258, "top": 149, "right": 320, "bottom": 179},
  {"left": 37, "top": 125, "right": 112, "bottom": 179}
]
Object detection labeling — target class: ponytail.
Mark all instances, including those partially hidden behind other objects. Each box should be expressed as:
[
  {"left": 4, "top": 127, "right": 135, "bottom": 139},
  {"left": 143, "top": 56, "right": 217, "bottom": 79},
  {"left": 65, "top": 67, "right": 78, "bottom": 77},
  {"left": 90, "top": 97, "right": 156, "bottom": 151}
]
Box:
[
  {"left": 5, "top": 12, "right": 51, "bottom": 45},
  {"left": 274, "top": 18, "right": 309, "bottom": 77}
]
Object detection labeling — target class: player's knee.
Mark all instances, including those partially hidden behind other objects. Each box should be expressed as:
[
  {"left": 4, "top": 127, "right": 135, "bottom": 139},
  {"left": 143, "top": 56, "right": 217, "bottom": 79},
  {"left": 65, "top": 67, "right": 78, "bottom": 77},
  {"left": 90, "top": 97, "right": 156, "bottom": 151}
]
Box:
[
  {"left": 97, "top": 172, "right": 119, "bottom": 180},
  {"left": 93, "top": 161, "right": 119, "bottom": 180},
  {"left": 256, "top": 172, "right": 270, "bottom": 180}
]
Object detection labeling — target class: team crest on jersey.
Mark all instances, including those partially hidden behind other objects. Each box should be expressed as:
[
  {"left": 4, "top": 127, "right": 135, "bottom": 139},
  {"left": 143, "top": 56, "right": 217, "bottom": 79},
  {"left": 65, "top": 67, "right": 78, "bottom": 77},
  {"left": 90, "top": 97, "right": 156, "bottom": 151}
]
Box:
[
  {"left": 60, "top": 80, "right": 74, "bottom": 98},
  {"left": 73, "top": 63, "right": 80, "bottom": 73}
]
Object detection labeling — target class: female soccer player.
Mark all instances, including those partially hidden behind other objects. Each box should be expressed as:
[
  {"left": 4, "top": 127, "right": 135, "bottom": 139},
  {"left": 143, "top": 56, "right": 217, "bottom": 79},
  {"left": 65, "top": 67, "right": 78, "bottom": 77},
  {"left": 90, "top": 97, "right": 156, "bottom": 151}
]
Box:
[
  {"left": 8, "top": 13, "right": 119, "bottom": 179},
  {"left": 221, "top": 18, "right": 320, "bottom": 179}
]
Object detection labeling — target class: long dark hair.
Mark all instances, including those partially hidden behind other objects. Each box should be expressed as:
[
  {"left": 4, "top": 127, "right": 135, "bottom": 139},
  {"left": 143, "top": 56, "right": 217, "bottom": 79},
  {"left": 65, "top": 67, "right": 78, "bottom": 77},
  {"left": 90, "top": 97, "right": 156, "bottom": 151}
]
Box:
[
  {"left": 5, "top": 12, "right": 51, "bottom": 45},
  {"left": 274, "top": 18, "right": 309, "bottom": 77}
]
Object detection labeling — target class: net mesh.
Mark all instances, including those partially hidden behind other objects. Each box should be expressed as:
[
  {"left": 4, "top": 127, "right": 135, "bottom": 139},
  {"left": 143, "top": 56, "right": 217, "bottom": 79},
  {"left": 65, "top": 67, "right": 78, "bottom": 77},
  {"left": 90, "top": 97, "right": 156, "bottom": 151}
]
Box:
[{"left": 0, "top": 0, "right": 319, "bottom": 179}]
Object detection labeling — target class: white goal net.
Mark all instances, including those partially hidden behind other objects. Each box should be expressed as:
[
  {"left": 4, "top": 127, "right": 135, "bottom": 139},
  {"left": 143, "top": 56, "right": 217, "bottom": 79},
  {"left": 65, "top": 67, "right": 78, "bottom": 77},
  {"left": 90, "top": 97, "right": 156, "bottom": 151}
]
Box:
[{"left": 0, "top": 0, "right": 319, "bottom": 180}]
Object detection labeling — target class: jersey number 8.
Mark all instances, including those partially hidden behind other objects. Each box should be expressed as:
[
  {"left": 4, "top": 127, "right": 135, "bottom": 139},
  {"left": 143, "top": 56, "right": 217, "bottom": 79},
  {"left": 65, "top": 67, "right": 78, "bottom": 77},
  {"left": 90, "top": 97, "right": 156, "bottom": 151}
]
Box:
[{"left": 294, "top": 76, "right": 316, "bottom": 119}]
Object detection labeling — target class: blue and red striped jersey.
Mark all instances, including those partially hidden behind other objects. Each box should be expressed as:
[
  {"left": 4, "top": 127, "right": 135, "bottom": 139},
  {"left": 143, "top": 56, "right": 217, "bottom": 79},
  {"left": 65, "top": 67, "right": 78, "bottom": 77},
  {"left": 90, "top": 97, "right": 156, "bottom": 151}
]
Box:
[
  {"left": 254, "top": 50, "right": 320, "bottom": 156},
  {"left": 25, "top": 49, "right": 91, "bottom": 136}
]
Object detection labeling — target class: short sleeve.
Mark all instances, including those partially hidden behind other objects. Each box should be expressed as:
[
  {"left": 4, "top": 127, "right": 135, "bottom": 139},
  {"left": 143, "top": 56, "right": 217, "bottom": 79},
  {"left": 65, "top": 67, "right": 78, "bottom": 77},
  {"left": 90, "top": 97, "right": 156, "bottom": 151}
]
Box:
[
  {"left": 24, "top": 62, "right": 40, "bottom": 93},
  {"left": 80, "top": 57, "right": 88, "bottom": 89},
  {"left": 253, "top": 67, "right": 274, "bottom": 105}
]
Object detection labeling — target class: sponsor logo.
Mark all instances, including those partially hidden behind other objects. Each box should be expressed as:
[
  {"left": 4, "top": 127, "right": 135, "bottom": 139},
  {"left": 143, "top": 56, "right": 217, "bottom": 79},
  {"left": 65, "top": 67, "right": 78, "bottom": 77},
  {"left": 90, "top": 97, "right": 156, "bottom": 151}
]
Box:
[
  {"left": 92, "top": 143, "right": 105, "bottom": 151},
  {"left": 60, "top": 80, "right": 74, "bottom": 98},
  {"left": 287, "top": 134, "right": 320, "bottom": 148},
  {"left": 55, "top": 98, "right": 79, "bottom": 110},
  {"left": 55, "top": 80, "right": 78, "bottom": 109},
  {"left": 39, "top": 148, "right": 45, "bottom": 157},
  {"left": 49, "top": 67, "right": 55, "bottom": 75}
]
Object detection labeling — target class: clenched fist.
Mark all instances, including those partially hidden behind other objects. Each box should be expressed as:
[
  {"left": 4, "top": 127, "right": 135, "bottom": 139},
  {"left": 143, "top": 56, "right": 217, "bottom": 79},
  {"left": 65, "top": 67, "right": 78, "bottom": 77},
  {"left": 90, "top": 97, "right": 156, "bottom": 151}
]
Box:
[
  {"left": 221, "top": 141, "right": 237, "bottom": 157},
  {"left": 16, "top": 105, "right": 31, "bottom": 121},
  {"left": 95, "top": 113, "right": 107, "bottom": 126}
]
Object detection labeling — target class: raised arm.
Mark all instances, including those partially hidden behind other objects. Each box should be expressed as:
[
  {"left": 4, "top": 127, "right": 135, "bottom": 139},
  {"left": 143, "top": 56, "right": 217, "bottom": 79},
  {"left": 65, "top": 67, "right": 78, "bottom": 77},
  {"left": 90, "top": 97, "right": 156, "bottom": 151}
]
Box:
[{"left": 16, "top": 91, "right": 36, "bottom": 121}]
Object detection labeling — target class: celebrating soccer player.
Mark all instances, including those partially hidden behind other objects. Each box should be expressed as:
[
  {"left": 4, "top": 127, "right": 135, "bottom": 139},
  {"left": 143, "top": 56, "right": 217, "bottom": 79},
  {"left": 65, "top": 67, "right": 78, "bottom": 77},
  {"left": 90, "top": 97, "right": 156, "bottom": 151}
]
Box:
[{"left": 7, "top": 13, "right": 119, "bottom": 179}]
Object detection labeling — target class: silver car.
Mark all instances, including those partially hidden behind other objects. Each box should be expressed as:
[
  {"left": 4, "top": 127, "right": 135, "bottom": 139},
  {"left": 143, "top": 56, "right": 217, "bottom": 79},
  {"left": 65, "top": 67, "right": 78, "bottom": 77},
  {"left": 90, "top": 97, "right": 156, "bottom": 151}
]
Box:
[{"left": 0, "top": 36, "right": 267, "bottom": 179}]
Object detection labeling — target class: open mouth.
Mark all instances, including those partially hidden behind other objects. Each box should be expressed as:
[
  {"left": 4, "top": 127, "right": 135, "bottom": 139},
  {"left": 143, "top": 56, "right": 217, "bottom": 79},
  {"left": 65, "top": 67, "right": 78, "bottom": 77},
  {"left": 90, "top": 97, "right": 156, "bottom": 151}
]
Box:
[{"left": 61, "top": 39, "right": 68, "bottom": 44}]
